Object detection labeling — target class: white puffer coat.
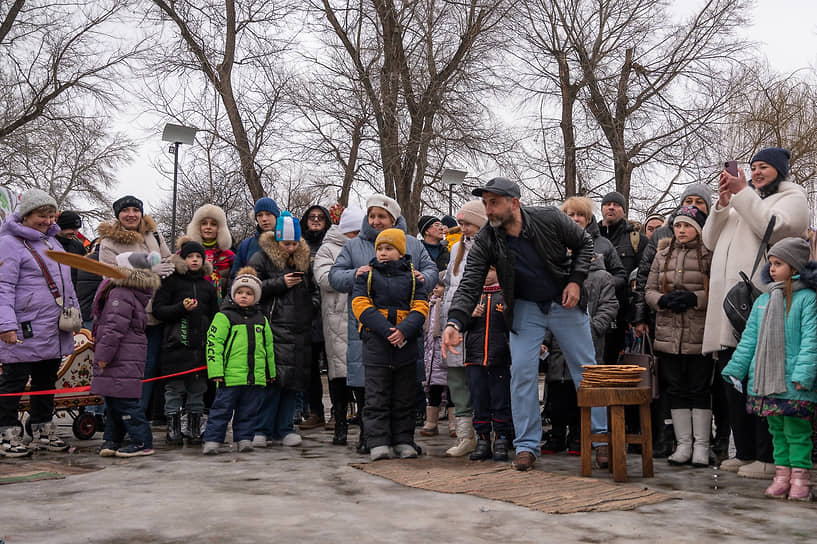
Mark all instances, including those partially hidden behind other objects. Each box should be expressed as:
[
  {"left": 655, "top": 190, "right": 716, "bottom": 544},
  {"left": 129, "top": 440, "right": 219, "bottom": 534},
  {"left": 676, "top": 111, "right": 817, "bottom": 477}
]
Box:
[{"left": 313, "top": 225, "right": 349, "bottom": 381}]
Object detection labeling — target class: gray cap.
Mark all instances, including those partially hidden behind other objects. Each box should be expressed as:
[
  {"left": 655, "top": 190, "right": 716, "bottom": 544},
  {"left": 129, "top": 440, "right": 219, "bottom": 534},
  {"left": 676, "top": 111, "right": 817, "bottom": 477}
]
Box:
[
  {"left": 602, "top": 191, "right": 627, "bottom": 210},
  {"left": 18, "top": 188, "right": 57, "bottom": 216},
  {"left": 680, "top": 183, "right": 714, "bottom": 212},
  {"left": 768, "top": 237, "right": 810, "bottom": 273},
  {"left": 472, "top": 177, "right": 521, "bottom": 198}
]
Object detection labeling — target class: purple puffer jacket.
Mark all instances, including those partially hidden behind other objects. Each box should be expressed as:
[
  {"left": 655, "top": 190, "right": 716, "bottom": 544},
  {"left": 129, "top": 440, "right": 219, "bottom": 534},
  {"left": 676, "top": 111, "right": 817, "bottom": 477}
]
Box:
[
  {"left": 0, "top": 213, "right": 77, "bottom": 364},
  {"left": 90, "top": 269, "right": 160, "bottom": 398}
]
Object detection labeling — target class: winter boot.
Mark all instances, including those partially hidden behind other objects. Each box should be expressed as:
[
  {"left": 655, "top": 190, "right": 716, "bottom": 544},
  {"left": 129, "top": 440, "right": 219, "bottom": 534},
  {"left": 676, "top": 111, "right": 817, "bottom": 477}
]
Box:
[
  {"left": 447, "top": 410, "right": 456, "bottom": 437},
  {"left": 0, "top": 426, "right": 32, "bottom": 458},
  {"left": 356, "top": 417, "right": 369, "bottom": 454},
  {"left": 299, "top": 412, "right": 326, "bottom": 430},
  {"left": 33, "top": 421, "right": 69, "bottom": 452},
  {"left": 541, "top": 425, "right": 567, "bottom": 454},
  {"left": 166, "top": 411, "right": 183, "bottom": 446},
  {"left": 691, "top": 409, "right": 712, "bottom": 467},
  {"left": 445, "top": 416, "right": 477, "bottom": 457},
  {"left": 202, "top": 441, "right": 220, "bottom": 455},
  {"left": 788, "top": 468, "right": 812, "bottom": 501},
  {"left": 668, "top": 409, "right": 693, "bottom": 465},
  {"left": 567, "top": 423, "right": 581, "bottom": 456},
  {"left": 652, "top": 422, "right": 676, "bottom": 459},
  {"left": 420, "top": 406, "right": 440, "bottom": 436},
  {"left": 493, "top": 436, "right": 511, "bottom": 462},
  {"left": 470, "top": 434, "right": 492, "bottom": 461},
  {"left": 764, "top": 466, "right": 791, "bottom": 499},
  {"left": 332, "top": 410, "right": 349, "bottom": 446},
  {"left": 187, "top": 413, "right": 203, "bottom": 445},
  {"left": 393, "top": 443, "right": 418, "bottom": 459}
]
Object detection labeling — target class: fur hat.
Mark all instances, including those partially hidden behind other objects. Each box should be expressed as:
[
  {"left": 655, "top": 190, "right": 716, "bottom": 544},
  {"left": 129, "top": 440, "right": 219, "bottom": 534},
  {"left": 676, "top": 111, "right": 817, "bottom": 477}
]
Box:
[
  {"left": 366, "top": 194, "right": 401, "bottom": 221},
  {"left": 231, "top": 266, "right": 262, "bottom": 302},
  {"left": 115, "top": 251, "right": 161, "bottom": 270},
  {"left": 602, "top": 191, "right": 627, "bottom": 210},
  {"left": 180, "top": 240, "right": 206, "bottom": 259},
  {"left": 18, "top": 188, "right": 57, "bottom": 217},
  {"left": 375, "top": 228, "right": 406, "bottom": 256},
  {"left": 456, "top": 200, "right": 487, "bottom": 228},
  {"left": 113, "top": 195, "right": 143, "bottom": 217},
  {"left": 751, "top": 147, "right": 790, "bottom": 181},
  {"left": 186, "top": 203, "right": 232, "bottom": 250},
  {"left": 673, "top": 205, "right": 707, "bottom": 236},
  {"left": 418, "top": 215, "right": 440, "bottom": 236},
  {"left": 768, "top": 237, "right": 810, "bottom": 273},
  {"left": 275, "top": 211, "right": 301, "bottom": 241},
  {"left": 338, "top": 206, "right": 365, "bottom": 234},
  {"left": 254, "top": 197, "right": 280, "bottom": 218}
]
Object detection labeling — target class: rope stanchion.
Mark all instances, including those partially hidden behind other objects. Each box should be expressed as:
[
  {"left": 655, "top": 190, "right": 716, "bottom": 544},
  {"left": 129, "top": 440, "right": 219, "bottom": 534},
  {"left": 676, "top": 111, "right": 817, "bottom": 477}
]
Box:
[{"left": 0, "top": 365, "right": 208, "bottom": 397}]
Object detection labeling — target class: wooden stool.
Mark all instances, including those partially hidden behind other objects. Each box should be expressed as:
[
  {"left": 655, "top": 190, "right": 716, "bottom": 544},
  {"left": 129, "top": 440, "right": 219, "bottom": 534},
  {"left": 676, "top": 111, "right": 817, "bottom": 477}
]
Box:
[{"left": 576, "top": 386, "right": 653, "bottom": 482}]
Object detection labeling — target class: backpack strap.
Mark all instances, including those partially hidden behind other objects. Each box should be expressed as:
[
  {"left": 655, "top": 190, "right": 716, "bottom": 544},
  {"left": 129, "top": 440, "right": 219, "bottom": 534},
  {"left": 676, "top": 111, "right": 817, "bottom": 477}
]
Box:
[{"left": 366, "top": 263, "right": 416, "bottom": 305}]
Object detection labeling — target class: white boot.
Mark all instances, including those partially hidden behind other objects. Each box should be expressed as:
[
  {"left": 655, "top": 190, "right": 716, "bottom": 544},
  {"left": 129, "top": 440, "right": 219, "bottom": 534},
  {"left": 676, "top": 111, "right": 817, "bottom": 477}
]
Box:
[
  {"left": 445, "top": 416, "right": 476, "bottom": 457},
  {"left": 668, "top": 409, "right": 692, "bottom": 465},
  {"left": 32, "top": 421, "right": 69, "bottom": 452},
  {"left": 691, "top": 409, "right": 712, "bottom": 467}
]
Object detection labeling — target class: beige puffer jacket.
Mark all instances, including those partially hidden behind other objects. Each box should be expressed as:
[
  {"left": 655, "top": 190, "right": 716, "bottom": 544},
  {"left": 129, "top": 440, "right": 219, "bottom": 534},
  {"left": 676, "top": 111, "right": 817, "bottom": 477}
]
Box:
[{"left": 645, "top": 237, "right": 711, "bottom": 355}]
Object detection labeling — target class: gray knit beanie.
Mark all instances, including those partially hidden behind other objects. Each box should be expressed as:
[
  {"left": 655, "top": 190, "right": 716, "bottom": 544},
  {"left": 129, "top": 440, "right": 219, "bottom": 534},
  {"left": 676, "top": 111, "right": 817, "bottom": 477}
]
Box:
[
  {"left": 680, "top": 183, "right": 714, "bottom": 212},
  {"left": 18, "top": 188, "right": 57, "bottom": 216},
  {"left": 768, "top": 237, "right": 810, "bottom": 273}
]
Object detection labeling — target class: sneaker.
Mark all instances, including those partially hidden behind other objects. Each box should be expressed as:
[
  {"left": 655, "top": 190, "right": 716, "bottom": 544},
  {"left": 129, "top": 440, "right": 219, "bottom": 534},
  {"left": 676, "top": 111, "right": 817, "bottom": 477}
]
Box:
[
  {"left": 97, "top": 441, "right": 120, "bottom": 457},
  {"left": 719, "top": 457, "right": 752, "bottom": 472},
  {"left": 393, "top": 443, "right": 418, "bottom": 459},
  {"left": 737, "top": 461, "right": 776, "bottom": 479},
  {"left": 512, "top": 451, "right": 536, "bottom": 471},
  {"left": 202, "top": 441, "right": 220, "bottom": 455},
  {"left": 237, "top": 440, "right": 254, "bottom": 453},
  {"left": 33, "top": 421, "right": 69, "bottom": 452},
  {"left": 251, "top": 434, "right": 268, "bottom": 448},
  {"left": 0, "top": 427, "right": 32, "bottom": 458},
  {"left": 299, "top": 413, "right": 325, "bottom": 430},
  {"left": 114, "top": 443, "right": 155, "bottom": 457},
  {"left": 370, "top": 445, "right": 391, "bottom": 461},
  {"left": 540, "top": 429, "right": 566, "bottom": 455},
  {"left": 281, "top": 433, "right": 302, "bottom": 447}
]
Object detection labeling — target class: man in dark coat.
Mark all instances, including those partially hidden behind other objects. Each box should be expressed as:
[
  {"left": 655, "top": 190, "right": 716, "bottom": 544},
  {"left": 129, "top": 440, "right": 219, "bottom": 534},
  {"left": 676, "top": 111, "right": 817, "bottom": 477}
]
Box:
[
  {"left": 418, "top": 215, "right": 450, "bottom": 272},
  {"left": 55, "top": 210, "right": 86, "bottom": 290}
]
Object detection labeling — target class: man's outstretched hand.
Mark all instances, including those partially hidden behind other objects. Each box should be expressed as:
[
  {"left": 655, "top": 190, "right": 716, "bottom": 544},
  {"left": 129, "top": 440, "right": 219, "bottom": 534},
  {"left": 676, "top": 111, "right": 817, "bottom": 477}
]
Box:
[{"left": 441, "top": 325, "right": 462, "bottom": 359}]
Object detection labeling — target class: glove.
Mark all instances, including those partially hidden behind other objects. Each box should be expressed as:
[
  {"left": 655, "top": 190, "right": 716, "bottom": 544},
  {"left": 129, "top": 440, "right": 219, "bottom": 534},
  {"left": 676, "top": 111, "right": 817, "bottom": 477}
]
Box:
[
  {"left": 666, "top": 290, "right": 697, "bottom": 313},
  {"left": 151, "top": 260, "right": 175, "bottom": 278},
  {"left": 657, "top": 292, "right": 675, "bottom": 309}
]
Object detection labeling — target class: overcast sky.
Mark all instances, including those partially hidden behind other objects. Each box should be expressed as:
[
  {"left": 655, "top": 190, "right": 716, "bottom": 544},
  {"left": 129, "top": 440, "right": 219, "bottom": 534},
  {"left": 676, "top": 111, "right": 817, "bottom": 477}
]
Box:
[{"left": 111, "top": 0, "right": 817, "bottom": 214}]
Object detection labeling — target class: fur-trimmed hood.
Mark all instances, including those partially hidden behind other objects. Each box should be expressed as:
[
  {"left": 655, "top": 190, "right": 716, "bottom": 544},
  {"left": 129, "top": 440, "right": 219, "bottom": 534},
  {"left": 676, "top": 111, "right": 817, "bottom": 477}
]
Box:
[
  {"left": 185, "top": 204, "right": 232, "bottom": 250},
  {"left": 111, "top": 267, "right": 162, "bottom": 290},
  {"left": 97, "top": 215, "right": 160, "bottom": 245},
  {"left": 258, "top": 231, "right": 311, "bottom": 272},
  {"left": 170, "top": 252, "right": 214, "bottom": 277}
]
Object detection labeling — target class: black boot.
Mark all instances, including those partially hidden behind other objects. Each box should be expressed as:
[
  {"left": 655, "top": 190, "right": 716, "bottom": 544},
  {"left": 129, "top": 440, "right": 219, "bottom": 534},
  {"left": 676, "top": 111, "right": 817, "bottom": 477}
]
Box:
[
  {"left": 356, "top": 415, "right": 369, "bottom": 454},
  {"left": 652, "top": 423, "right": 675, "bottom": 459},
  {"left": 541, "top": 425, "right": 567, "bottom": 454},
  {"left": 187, "top": 413, "right": 203, "bottom": 445},
  {"left": 166, "top": 411, "right": 183, "bottom": 446},
  {"left": 493, "top": 436, "right": 510, "bottom": 462},
  {"left": 470, "top": 435, "right": 492, "bottom": 461},
  {"left": 332, "top": 399, "right": 348, "bottom": 446},
  {"left": 566, "top": 423, "right": 581, "bottom": 456}
]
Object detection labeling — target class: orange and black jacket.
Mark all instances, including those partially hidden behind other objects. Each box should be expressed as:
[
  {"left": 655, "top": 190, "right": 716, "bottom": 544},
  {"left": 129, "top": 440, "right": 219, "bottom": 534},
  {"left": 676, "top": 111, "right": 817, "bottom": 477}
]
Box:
[
  {"left": 464, "top": 285, "right": 510, "bottom": 367},
  {"left": 351, "top": 255, "right": 429, "bottom": 367}
]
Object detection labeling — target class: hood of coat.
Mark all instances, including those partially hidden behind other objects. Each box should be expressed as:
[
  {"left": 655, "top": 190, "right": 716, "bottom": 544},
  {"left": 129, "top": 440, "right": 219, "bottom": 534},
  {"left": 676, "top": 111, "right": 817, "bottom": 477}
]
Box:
[
  {"left": 360, "top": 215, "right": 408, "bottom": 243},
  {"left": 111, "top": 267, "right": 161, "bottom": 292},
  {"left": 97, "top": 215, "right": 160, "bottom": 245},
  {"left": 301, "top": 205, "right": 332, "bottom": 245},
  {"left": 258, "top": 231, "right": 311, "bottom": 272},
  {"left": 586, "top": 215, "right": 601, "bottom": 239},
  {"left": 184, "top": 204, "right": 232, "bottom": 250},
  {"left": 589, "top": 252, "right": 606, "bottom": 273},
  {"left": 1, "top": 212, "right": 61, "bottom": 240},
  {"left": 322, "top": 224, "right": 350, "bottom": 250},
  {"left": 170, "top": 251, "right": 214, "bottom": 277}
]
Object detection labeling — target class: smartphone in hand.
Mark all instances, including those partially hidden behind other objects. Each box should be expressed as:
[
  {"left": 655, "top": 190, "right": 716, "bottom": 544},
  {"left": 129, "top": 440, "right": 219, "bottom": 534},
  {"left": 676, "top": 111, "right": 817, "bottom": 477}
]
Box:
[{"left": 724, "top": 160, "right": 738, "bottom": 177}]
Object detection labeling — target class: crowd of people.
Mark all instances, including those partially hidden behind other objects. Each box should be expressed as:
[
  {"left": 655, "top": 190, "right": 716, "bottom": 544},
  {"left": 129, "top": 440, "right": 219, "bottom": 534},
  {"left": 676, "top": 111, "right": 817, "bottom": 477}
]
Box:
[{"left": 0, "top": 146, "right": 815, "bottom": 501}]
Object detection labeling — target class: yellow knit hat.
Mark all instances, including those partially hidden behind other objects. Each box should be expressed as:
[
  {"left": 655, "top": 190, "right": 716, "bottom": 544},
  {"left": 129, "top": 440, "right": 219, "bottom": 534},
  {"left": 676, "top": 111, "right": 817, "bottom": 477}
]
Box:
[{"left": 375, "top": 228, "right": 406, "bottom": 256}]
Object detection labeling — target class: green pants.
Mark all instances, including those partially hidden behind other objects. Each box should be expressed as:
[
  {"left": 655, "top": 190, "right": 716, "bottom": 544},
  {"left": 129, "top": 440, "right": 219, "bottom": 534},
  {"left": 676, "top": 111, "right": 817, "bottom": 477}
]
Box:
[
  {"left": 446, "top": 366, "right": 472, "bottom": 418},
  {"left": 767, "top": 415, "right": 813, "bottom": 469}
]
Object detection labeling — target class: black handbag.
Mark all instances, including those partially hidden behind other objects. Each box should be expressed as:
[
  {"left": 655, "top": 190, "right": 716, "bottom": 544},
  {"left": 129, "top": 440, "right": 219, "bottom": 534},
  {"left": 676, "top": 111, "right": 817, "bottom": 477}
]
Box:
[
  {"left": 722, "top": 216, "right": 775, "bottom": 340},
  {"left": 619, "top": 335, "right": 659, "bottom": 399}
]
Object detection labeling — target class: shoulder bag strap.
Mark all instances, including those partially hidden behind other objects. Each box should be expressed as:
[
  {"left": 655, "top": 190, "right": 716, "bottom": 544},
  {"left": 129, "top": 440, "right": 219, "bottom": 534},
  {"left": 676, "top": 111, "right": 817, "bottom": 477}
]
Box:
[
  {"left": 19, "top": 237, "right": 61, "bottom": 302},
  {"left": 749, "top": 215, "right": 777, "bottom": 278}
]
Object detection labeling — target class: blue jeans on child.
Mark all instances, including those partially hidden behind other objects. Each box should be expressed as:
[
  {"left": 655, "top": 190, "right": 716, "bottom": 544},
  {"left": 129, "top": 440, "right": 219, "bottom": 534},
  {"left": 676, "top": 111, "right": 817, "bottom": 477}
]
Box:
[
  {"left": 203, "top": 385, "right": 264, "bottom": 443},
  {"left": 255, "top": 383, "right": 297, "bottom": 440},
  {"left": 509, "top": 300, "right": 607, "bottom": 455},
  {"left": 103, "top": 396, "right": 153, "bottom": 448}
]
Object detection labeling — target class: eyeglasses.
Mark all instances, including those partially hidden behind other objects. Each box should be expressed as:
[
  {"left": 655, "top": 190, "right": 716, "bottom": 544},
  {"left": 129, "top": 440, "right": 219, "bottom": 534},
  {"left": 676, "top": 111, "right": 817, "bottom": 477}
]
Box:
[{"left": 308, "top": 214, "right": 325, "bottom": 221}]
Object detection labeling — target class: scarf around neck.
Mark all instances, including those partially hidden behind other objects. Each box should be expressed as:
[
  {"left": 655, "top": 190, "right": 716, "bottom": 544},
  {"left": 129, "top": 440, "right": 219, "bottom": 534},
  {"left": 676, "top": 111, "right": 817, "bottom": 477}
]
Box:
[{"left": 753, "top": 279, "right": 803, "bottom": 396}]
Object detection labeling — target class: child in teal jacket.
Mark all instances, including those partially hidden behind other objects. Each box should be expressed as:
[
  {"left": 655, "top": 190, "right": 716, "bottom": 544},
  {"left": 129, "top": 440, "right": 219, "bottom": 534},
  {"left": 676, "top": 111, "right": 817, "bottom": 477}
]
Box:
[
  {"left": 722, "top": 238, "right": 817, "bottom": 500},
  {"left": 202, "top": 267, "right": 276, "bottom": 455}
]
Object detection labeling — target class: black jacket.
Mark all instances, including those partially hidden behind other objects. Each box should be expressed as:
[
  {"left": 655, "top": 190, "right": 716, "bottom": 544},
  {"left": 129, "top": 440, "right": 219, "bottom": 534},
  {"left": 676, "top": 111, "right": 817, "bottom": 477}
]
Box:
[
  {"left": 56, "top": 235, "right": 86, "bottom": 290},
  {"left": 597, "top": 218, "right": 647, "bottom": 275},
  {"left": 633, "top": 222, "right": 673, "bottom": 324},
  {"left": 421, "top": 240, "right": 450, "bottom": 272},
  {"left": 76, "top": 247, "right": 102, "bottom": 323},
  {"left": 448, "top": 206, "right": 594, "bottom": 331},
  {"left": 351, "top": 255, "right": 429, "bottom": 368},
  {"left": 152, "top": 256, "right": 219, "bottom": 375},
  {"left": 585, "top": 218, "right": 627, "bottom": 296},
  {"left": 464, "top": 287, "right": 510, "bottom": 367},
  {"left": 249, "top": 234, "right": 319, "bottom": 392}
]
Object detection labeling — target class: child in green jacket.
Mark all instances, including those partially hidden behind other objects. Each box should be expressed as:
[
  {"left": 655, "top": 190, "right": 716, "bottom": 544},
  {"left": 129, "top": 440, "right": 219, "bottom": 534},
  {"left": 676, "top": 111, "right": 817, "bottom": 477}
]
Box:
[{"left": 202, "top": 268, "right": 276, "bottom": 455}]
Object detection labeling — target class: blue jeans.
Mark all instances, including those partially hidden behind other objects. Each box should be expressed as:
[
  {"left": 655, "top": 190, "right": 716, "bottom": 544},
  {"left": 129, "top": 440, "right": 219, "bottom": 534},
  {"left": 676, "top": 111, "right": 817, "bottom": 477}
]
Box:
[
  {"left": 510, "top": 300, "right": 607, "bottom": 455},
  {"left": 255, "top": 384, "right": 297, "bottom": 440},
  {"left": 139, "top": 324, "right": 164, "bottom": 414},
  {"left": 203, "top": 386, "right": 264, "bottom": 443},
  {"left": 103, "top": 396, "right": 153, "bottom": 448}
]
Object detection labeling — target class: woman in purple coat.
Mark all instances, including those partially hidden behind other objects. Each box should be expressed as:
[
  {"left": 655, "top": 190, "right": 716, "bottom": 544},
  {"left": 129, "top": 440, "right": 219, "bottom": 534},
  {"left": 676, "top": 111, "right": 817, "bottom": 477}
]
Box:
[
  {"left": 0, "top": 189, "right": 78, "bottom": 458},
  {"left": 91, "top": 252, "right": 161, "bottom": 457}
]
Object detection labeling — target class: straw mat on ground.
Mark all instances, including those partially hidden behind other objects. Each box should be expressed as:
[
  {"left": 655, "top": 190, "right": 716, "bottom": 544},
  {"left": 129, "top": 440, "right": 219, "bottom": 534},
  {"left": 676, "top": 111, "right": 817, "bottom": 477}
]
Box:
[
  {"left": 351, "top": 457, "right": 672, "bottom": 514},
  {"left": 0, "top": 461, "right": 101, "bottom": 485}
]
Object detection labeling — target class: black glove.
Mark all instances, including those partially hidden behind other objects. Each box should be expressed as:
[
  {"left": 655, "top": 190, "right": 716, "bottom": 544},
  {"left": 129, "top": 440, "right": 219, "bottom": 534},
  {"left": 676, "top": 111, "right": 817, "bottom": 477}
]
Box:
[
  {"left": 666, "top": 290, "right": 697, "bottom": 313},
  {"left": 657, "top": 292, "right": 676, "bottom": 309}
]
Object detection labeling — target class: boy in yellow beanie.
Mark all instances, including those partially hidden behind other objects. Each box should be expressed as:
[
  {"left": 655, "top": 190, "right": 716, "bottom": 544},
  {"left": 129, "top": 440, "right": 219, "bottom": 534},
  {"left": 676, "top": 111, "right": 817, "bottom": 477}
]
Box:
[{"left": 352, "top": 228, "right": 429, "bottom": 460}]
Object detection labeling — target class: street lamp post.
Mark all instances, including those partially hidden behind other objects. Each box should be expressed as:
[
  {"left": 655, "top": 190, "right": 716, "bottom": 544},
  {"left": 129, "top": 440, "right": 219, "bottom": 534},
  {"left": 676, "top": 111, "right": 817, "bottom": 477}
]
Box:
[
  {"left": 161, "top": 123, "right": 198, "bottom": 249},
  {"left": 441, "top": 168, "right": 467, "bottom": 217}
]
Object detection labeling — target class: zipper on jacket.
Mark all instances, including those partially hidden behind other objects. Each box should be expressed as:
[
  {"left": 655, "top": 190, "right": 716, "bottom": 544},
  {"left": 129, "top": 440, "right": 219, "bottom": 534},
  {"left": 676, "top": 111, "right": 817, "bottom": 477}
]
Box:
[
  {"left": 246, "top": 323, "right": 257, "bottom": 384},
  {"left": 223, "top": 328, "right": 238, "bottom": 372},
  {"left": 482, "top": 293, "right": 491, "bottom": 366}
]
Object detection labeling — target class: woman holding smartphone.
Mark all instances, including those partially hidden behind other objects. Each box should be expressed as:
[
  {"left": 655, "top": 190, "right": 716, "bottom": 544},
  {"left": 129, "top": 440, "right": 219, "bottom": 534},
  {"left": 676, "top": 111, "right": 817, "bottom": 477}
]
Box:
[{"left": 702, "top": 147, "right": 809, "bottom": 478}]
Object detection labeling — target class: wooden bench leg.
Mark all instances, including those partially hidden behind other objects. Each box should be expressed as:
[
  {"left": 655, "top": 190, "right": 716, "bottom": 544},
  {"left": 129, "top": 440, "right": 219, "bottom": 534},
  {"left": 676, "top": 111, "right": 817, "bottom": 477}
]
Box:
[
  {"left": 610, "top": 405, "right": 627, "bottom": 482},
  {"left": 580, "top": 406, "right": 592, "bottom": 477},
  {"left": 639, "top": 401, "right": 654, "bottom": 477}
]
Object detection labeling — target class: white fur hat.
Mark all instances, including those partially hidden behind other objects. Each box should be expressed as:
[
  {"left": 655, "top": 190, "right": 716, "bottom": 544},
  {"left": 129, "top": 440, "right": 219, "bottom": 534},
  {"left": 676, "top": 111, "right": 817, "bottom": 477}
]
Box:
[
  {"left": 338, "top": 207, "right": 366, "bottom": 234},
  {"left": 186, "top": 203, "right": 232, "bottom": 250}
]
